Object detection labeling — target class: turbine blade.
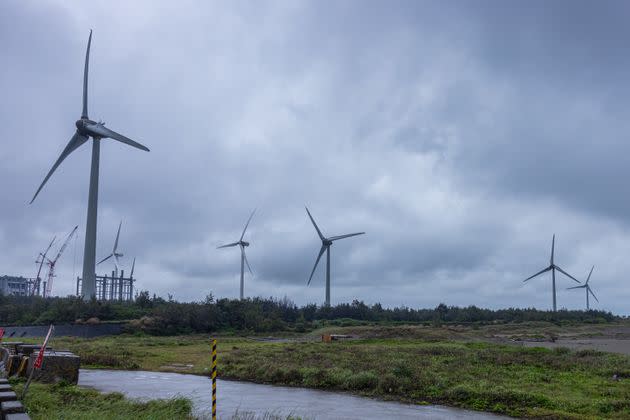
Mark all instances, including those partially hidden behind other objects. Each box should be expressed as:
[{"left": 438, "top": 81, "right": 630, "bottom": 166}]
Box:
[
  {"left": 97, "top": 254, "right": 113, "bottom": 265},
  {"left": 566, "top": 285, "right": 586, "bottom": 290},
  {"left": 550, "top": 234, "right": 555, "bottom": 265},
  {"left": 305, "top": 206, "right": 324, "bottom": 240},
  {"left": 329, "top": 232, "right": 365, "bottom": 241},
  {"left": 588, "top": 286, "right": 599, "bottom": 303},
  {"left": 217, "top": 242, "right": 239, "bottom": 249},
  {"left": 30, "top": 131, "right": 89, "bottom": 203},
  {"left": 523, "top": 266, "right": 551, "bottom": 282},
  {"left": 130, "top": 257, "right": 136, "bottom": 277},
  {"left": 113, "top": 220, "right": 122, "bottom": 253},
  {"left": 307, "top": 245, "right": 326, "bottom": 285},
  {"left": 114, "top": 255, "right": 120, "bottom": 272},
  {"left": 586, "top": 265, "right": 594, "bottom": 284},
  {"left": 554, "top": 265, "right": 580, "bottom": 283},
  {"left": 240, "top": 209, "right": 256, "bottom": 241},
  {"left": 243, "top": 250, "right": 253, "bottom": 275},
  {"left": 85, "top": 123, "right": 150, "bottom": 152},
  {"left": 82, "top": 30, "right": 92, "bottom": 119}
]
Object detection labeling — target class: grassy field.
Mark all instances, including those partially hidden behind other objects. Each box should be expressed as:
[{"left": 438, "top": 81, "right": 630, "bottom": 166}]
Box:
[{"left": 26, "top": 322, "right": 630, "bottom": 419}]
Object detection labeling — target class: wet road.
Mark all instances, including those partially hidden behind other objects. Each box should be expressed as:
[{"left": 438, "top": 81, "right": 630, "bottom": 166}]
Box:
[{"left": 79, "top": 369, "right": 508, "bottom": 419}]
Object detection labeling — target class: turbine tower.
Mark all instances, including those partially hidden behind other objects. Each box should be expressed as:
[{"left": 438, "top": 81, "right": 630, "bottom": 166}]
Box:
[
  {"left": 567, "top": 265, "right": 599, "bottom": 310},
  {"left": 523, "top": 234, "right": 580, "bottom": 311},
  {"left": 305, "top": 206, "right": 365, "bottom": 307},
  {"left": 217, "top": 209, "right": 256, "bottom": 300},
  {"left": 30, "top": 31, "right": 149, "bottom": 300},
  {"left": 97, "top": 221, "right": 124, "bottom": 274}
]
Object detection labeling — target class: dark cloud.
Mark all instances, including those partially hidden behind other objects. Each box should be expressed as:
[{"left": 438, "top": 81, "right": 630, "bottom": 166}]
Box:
[{"left": 1, "top": 1, "right": 629, "bottom": 314}]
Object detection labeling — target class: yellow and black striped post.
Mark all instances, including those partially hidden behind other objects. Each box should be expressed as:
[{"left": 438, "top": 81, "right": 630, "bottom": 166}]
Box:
[{"left": 211, "top": 339, "right": 217, "bottom": 420}]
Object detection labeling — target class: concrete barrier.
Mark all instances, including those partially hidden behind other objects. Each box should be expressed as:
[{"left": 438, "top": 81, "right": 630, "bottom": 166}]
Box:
[
  {"left": 0, "top": 364, "right": 29, "bottom": 420},
  {"left": 1, "top": 401, "right": 25, "bottom": 416},
  {"left": 26, "top": 351, "right": 80, "bottom": 384},
  {"left": 2, "top": 324, "right": 123, "bottom": 338}
]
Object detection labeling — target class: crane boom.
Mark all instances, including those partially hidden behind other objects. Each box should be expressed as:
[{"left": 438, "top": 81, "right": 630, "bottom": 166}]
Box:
[
  {"left": 33, "top": 236, "right": 56, "bottom": 296},
  {"left": 44, "top": 226, "right": 79, "bottom": 297}
]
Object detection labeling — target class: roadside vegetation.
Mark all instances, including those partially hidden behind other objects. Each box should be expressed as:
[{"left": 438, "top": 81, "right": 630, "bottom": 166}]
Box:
[
  {"left": 12, "top": 379, "right": 192, "bottom": 420},
  {"left": 32, "top": 322, "right": 630, "bottom": 419},
  {"left": 0, "top": 292, "right": 618, "bottom": 334}
]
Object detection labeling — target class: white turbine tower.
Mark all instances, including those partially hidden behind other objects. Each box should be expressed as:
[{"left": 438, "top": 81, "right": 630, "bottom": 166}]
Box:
[
  {"left": 567, "top": 265, "right": 599, "bottom": 310},
  {"left": 97, "top": 221, "right": 124, "bottom": 274},
  {"left": 523, "top": 234, "right": 580, "bottom": 311},
  {"left": 305, "top": 206, "right": 365, "bottom": 307},
  {"left": 217, "top": 210, "right": 256, "bottom": 300},
  {"left": 30, "top": 31, "right": 149, "bottom": 300}
]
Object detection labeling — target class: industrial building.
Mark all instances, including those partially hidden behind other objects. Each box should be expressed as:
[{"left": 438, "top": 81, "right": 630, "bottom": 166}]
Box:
[{"left": 0, "top": 276, "right": 32, "bottom": 296}]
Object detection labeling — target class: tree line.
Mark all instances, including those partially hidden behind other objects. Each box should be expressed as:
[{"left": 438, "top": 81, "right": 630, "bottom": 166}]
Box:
[{"left": 0, "top": 292, "right": 618, "bottom": 335}]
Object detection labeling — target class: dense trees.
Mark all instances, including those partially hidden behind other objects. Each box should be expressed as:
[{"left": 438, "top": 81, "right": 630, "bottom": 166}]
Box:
[{"left": 0, "top": 292, "right": 617, "bottom": 335}]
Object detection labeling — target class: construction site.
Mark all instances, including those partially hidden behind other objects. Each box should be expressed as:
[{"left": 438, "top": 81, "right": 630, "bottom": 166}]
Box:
[{"left": 2, "top": 222, "right": 137, "bottom": 302}]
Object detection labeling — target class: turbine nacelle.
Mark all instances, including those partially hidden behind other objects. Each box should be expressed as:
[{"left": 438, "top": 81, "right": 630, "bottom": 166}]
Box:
[{"left": 240, "top": 241, "right": 250, "bottom": 247}]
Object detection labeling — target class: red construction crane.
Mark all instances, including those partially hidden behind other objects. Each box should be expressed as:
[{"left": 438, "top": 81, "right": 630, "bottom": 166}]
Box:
[
  {"left": 44, "top": 226, "right": 78, "bottom": 298},
  {"left": 34, "top": 236, "right": 56, "bottom": 296}
]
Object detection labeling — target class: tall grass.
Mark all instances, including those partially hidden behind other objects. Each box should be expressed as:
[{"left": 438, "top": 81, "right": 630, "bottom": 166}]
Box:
[{"left": 14, "top": 381, "right": 193, "bottom": 420}]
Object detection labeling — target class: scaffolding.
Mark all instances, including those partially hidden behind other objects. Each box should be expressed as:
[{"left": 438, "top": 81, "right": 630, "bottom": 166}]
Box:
[{"left": 76, "top": 270, "right": 135, "bottom": 301}]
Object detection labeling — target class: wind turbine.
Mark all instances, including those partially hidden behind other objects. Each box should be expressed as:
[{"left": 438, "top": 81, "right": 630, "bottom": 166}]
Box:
[
  {"left": 523, "top": 234, "right": 580, "bottom": 311},
  {"left": 30, "top": 30, "right": 149, "bottom": 300},
  {"left": 567, "top": 265, "right": 598, "bottom": 310},
  {"left": 217, "top": 210, "right": 256, "bottom": 300},
  {"left": 97, "top": 221, "right": 124, "bottom": 274},
  {"left": 305, "top": 206, "right": 365, "bottom": 307}
]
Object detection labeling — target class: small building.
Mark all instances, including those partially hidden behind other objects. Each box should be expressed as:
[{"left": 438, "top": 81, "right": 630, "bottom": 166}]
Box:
[{"left": 0, "top": 276, "right": 31, "bottom": 296}]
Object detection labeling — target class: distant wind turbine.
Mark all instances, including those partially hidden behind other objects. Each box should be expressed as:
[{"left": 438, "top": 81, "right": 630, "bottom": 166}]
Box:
[
  {"left": 567, "top": 265, "right": 599, "bottom": 310},
  {"left": 217, "top": 209, "right": 256, "bottom": 300},
  {"left": 97, "top": 221, "right": 124, "bottom": 273},
  {"left": 305, "top": 206, "right": 365, "bottom": 307},
  {"left": 523, "top": 234, "right": 580, "bottom": 311},
  {"left": 30, "top": 30, "right": 149, "bottom": 300}
]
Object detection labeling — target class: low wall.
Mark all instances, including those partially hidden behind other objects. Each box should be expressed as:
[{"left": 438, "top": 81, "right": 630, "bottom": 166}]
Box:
[{"left": 2, "top": 324, "right": 123, "bottom": 338}]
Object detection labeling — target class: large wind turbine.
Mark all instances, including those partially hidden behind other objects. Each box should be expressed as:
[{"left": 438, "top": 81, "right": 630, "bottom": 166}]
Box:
[
  {"left": 30, "top": 31, "right": 149, "bottom": 300},
  {"left": 217, "top": 210, "right": 256, "bottom": 300},
  {"left": 97, "top": 221, "right": 124, "bottom": 273},
  {"left": 523, "top": 234, "right": 580, "bottom": 311},
  {"left": 306, "top": 206, "right": 365, "bottom": 307},
  {"left": 567, "top": 265, "right": 599, "bottom": 310}
]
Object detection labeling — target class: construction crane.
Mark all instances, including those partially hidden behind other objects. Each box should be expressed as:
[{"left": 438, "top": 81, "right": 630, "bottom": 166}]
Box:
[
  {"left": 44, "top": 226, "right": 79, "bottom": 298},
  {"left": 33, "top": 236, "right": 56, "bottom": 296}
]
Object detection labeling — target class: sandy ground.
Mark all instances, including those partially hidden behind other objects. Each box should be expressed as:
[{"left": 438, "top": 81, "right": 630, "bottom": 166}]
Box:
[
  {"left": 520, "top": 338, "right": 630, "bottom": 355},
  {"left": 499, "top": 324, "right": 630, "bottom": 355}
]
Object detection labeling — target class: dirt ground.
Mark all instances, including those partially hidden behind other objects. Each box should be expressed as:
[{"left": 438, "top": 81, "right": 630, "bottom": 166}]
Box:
[
  {"left": 519, "top": 338, "right": 630, "bottom": 355},
  {"left": 496, "top": 323, "right": 630, "bottom": 355}
]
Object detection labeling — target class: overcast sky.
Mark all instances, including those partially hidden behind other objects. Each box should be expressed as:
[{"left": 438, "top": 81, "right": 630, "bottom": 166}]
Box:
[{"left": 2, "top": 0, "right": 630, "bottom": 314}]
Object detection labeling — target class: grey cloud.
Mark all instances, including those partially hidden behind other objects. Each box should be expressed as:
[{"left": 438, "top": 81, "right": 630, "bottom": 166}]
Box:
[{"left": 1, "top": 1, "right": 630, "bottom": 314}]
